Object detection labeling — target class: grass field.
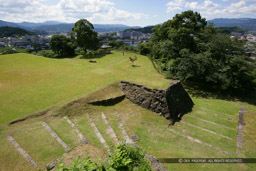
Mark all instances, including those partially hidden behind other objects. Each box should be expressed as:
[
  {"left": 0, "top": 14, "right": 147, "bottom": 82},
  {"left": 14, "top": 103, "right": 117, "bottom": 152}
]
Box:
[
  {"left": 0, "top": 52, "right": 255, "bottom": 171},
  {"left": 0, "top": 51, "right": 169, "bottom": 125}
]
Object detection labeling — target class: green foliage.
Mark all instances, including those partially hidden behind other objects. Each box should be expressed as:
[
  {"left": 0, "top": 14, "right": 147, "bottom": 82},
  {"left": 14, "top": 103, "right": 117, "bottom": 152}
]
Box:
[
  {"left": 0, "top": 47, "right": 17, "bottom": 54},
  {"left": 123, "top": 26, "right": 154, "bottom": 34},
  {"left": 216, "top": 27, "right": 245, "bottom": 34},
  {"left": 75, "top": 48, "right": 86, "bottom": 55},
  {"left": 150, "top": 10, "right": 255, "bottom": 93},
  {"left": 138, "top": 42, "right": 151, "bottom": 55},
  {"left": 86, "top": 51, "right": 95, "bottom": 61},
  {"left": 57, "top": 156, "right": 107, "bottom": 171},
  {"left": 0, "top": 26, "right": 35, "bottom": 38},
  {"left": 120, "top": 45, "right": 138, "bottom": 53},
  {"left": 15, "top": 48, "right": 32, "bottom": 53},
  {"left": 108, "top": 41, "right": 139, "bottom": 53},
  {"left": 108, "top": 41, "right": 125, "bottom": 48},
  {"left": 71, "top": 19, "right": 99, "bottom": 52},
  {"left": 50, "top": 34, "right": 75, "bottom": 57},
  {"left": 109, "top": 143, "right": 152, "bottom": 171},
  {"left": 38, "top": 50, "right": 57, "bottom": 58},
  {"left": 56, "top": 143, "right": 152, "bottom": 171},
  {"left": 129, "top": 56, "right": 137, "bottom": 66}
]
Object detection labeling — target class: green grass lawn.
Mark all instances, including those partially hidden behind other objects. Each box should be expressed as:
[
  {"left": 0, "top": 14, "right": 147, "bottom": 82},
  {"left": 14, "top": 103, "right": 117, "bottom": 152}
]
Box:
[
  {"left": 0, "top": 52, "right": 255, "bottom": 171},
  {"left": 0, "top": 51, "right": 170, "bottom": 125}
]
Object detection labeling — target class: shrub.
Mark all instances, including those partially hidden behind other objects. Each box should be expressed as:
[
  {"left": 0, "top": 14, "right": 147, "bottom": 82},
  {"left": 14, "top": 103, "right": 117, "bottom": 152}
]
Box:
[
  {"left": 57, "top": 142, "right": 152, "bottom": 171},
  {"left": 0, "top": 47, "right": 17, "bottom": 54},
  {"left": 38, "top": 50, "right": 57, "bottom": 58},
  {"left": 16, "top": 48, "right": 32, "bottom": 53}
]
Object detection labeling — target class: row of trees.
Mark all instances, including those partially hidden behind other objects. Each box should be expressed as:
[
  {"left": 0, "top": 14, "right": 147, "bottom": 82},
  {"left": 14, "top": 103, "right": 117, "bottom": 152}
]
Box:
[
  {"left": 49, "top": 19, "right": 99, "bottom": 57},
  {"left": 140, "top": 11, "right": 255, "bottom": 93}
]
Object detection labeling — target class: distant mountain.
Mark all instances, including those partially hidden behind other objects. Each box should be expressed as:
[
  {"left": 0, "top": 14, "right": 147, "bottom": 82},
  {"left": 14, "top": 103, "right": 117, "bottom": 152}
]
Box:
[
  {"left": 17, "top": 21, "right": 68, "bottom": 29},
  {"left": 0, "top": 20, "right": 20, "bottom": 28},
  {"left": 123, "top": 25, "right": 155, "bottom": 34},
  {"left": 208, "top": 18, "right": 256, "bottom": 31},
  {"left": 0, "top": 20, "right": 140, "bottom": 33},
  {"left": 35, "top": 24, "right": 74, "bottom": 34},
  {"left": 0, "top": 26, "right": 35, "bottom": 38}
]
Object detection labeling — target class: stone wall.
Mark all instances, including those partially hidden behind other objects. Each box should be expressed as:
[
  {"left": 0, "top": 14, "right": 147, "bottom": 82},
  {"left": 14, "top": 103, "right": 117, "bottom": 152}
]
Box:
[{"left": 120, "top": 81, "right": 194, "bottom": 124}]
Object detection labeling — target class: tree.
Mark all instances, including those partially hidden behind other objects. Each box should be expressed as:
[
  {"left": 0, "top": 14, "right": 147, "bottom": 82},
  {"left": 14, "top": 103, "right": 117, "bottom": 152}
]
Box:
[
  {"left": 138, "top": 42, "right": 151, "bottom": 55},
  {"left": 86, "top": 51, "right": 95, "bottom": 62},
  {"left": 129, "top": 55, "right": 137, "bottom": 67},
  {"left": 32, "top": 43, "right": 38, "bottom": 53},
  {"left": 108, "top": 41, "right": 125, "bottom": 48},
  {"left": 150, "top": 10, "right": 255, "bottom": 93},
  {"left": 71, "top": 19, "right": 99, "bottom": 52},
  {"left": 49, "top": 35, "right": 74, "bottom": 57}
]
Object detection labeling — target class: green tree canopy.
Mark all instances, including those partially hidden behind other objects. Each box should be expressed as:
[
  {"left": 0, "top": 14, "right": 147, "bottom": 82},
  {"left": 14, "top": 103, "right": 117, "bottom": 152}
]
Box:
[
  {"left": 49, "top": 34, "right": 74, "bottom": 57},
  {"left": 150, "top": 10, "right": 255, "bottom": 93},
  {"left": 71, "top": 19, "right": 99, "bottom": 52}
]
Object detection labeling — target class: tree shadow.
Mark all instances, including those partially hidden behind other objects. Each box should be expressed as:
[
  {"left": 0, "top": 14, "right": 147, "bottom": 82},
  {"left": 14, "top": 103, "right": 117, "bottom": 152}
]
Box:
[
  {"left": 183, "top": 81, "right": 256, "bottom": 106},
  {"left": 132, "top": 65, "right": 141, "bottom": 67},
  {"left": 89, "top": 60, "right": 97, "bottom": 63}
]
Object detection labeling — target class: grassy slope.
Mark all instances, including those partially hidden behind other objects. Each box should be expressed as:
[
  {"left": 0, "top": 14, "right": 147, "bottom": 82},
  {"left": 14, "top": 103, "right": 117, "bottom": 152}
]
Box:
[
  {"left": 0, "top": 52, "right": 255, "bottom": 171},
  {"left": 0, "top": 52, "right": 169, "bottom": 125}
]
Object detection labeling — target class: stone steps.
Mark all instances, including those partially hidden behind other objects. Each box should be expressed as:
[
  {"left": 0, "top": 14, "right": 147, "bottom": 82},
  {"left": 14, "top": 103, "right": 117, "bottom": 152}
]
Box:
[
  {"left": 7, "top": 136, "right": 39, "bottom": 169},
  {"left": 101, "top": 112, "right": 119, "bottom": 144},
  {"left": 64, "top": 116, "right": 89, "bottom": 144},
  {"left": 42, "top": 122, "right": 71, "bottom": 152},
  {"left": 117, "top": 114, "right": 134, "bottom": 144},
  {"left": 87, "top": 115, "right": 110, "bottom": 152},
  {"left": 6, "top": 112, "right": 167, "bottom": 170}
]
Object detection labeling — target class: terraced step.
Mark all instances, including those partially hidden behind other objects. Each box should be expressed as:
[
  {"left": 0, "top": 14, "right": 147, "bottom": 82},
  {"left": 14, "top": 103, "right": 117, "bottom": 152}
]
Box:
[
  {"left": 42, "top": 122, "right": 71, "bottom": 152},
  {"left": 117, "top": 115, "right": 134, "bottom": 144},
  {"left": 101, "top": 112, "right": 119, "bottom": 144},
  {"left": 181, "top": 121, "right": 233, "bottom": 140},
  {"left": 7, "top": 136, "right": 39, "bottom": 168},
  {"left": 64, "top": 116, "right": 89, "bottom": 144},
  {"left": 187, "top": 115, "right": 236, "bottom": 130},
  {"left": 168, "top": 129, "right": 232, "bottom": 155},
  {"left": 87, "top": 115, "right": 110, "bottom": 151}
]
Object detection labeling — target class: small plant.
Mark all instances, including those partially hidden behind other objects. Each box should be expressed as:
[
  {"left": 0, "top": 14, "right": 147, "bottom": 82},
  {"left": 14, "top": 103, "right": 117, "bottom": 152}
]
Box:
[
  {"left": 129, "top": 55, "right": 137, "bottom": 67},
  {"left": 38, "top": 50, "right": 57, "bottom": 58},
  {"left": 56, "top": 142, "right": 152, "bottom": 171},
  {"left": 110, "top": 142, "right": 152, "bottom": 171},
  {"left": 87, "top": 51, "right": 95, "bottom": 62}
]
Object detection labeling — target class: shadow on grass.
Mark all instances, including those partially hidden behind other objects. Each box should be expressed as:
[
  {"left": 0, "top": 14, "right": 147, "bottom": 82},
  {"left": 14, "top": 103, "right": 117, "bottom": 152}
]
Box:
[
  {"left": 89, "top": 60, "right": 97, "bottom": 63},
  {"left": 183, "top": 81, "right": 256, "bottom": 106},
  {"left": 132, "top": 65, "right": 141, "bottom": 67}
]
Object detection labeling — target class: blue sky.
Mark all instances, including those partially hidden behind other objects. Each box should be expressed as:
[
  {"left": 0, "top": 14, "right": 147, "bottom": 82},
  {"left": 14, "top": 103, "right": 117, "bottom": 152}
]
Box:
[{"left": 0, "top": 0, "right": 255, "bottom": 26}]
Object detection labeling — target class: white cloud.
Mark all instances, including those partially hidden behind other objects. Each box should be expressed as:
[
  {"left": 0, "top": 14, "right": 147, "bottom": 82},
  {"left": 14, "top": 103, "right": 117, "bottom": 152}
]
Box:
[
  {"left": 167, "top": 0, "right": 256, "bottom": 19},
  {"left": 185, "top": 0, "right": 219, "bottom": 10},
  {"left": 0, "top": 0, "right": 148, "bottom": 25},
  {"left": 201, "top": 0, "right": 256, "bottom": 19},
  {"left": 166, "top": 0, "right": 186, "bottom": 13}
]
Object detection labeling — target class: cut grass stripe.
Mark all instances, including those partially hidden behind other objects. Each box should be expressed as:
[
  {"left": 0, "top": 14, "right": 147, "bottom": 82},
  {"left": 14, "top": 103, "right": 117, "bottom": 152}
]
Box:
[
  {"left": 167, "top": 129, "right": 232, "bottom": 155},
  {"left": 7, "top": 136, "right": 39, "bottom": 168},
  {"left": 198, "top": 107, "right": 235, "bottom": 118},
  {"left": 64, "top": 116, "right": 89, "bottom": 144},
  {"left": 236, "top": 108, "right": 247, "bottom": 156},
  {"left": 42, "top": 122, "right": 71, "bottom": 152},
  {"left": 117, "top": 115, "right": 134, "bottom": 144},
  {"left": 187, "top": 115, "right": 236, "bottom": 130},
  {"left": 183, "top": 116, "right": 236, "bottom": 139},
  {"left": 87, "top": 115, "right": 110, "bottom": 151},
  {"left": 101, "top": 112, "right": 119, "bottom": 144},
  {"left": 181, "top": 121, "right": 233, "bottom": 140}
]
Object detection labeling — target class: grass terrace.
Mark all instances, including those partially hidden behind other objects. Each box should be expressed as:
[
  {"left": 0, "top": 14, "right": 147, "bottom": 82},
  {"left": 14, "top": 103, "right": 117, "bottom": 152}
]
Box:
[{"left": 0, "top": 51, "right": 255, "bottom": 171}]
